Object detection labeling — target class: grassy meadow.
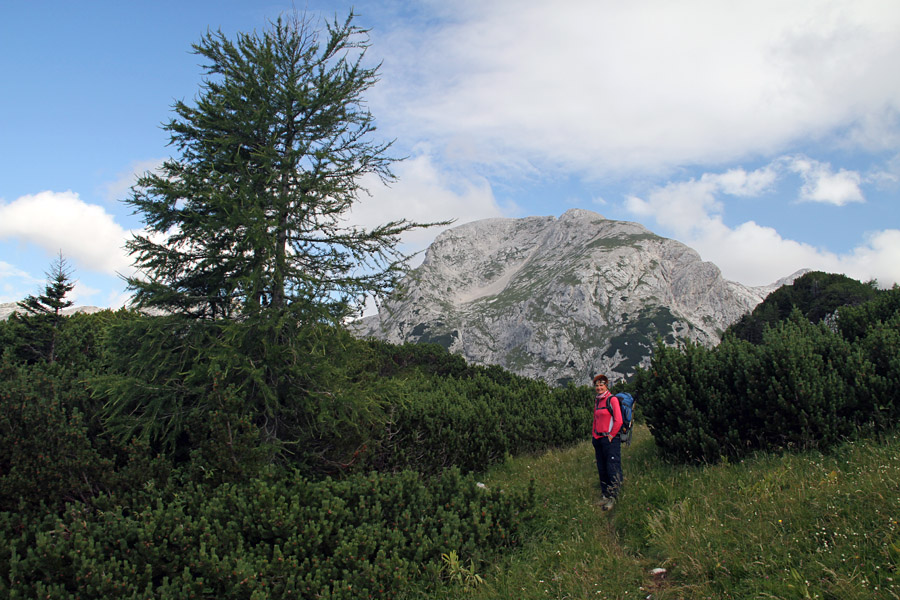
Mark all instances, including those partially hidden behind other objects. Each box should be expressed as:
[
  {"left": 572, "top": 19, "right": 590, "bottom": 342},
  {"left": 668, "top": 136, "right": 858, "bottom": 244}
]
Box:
[{"left": 408, "top": 425, "right": 900, "bottom": 600}]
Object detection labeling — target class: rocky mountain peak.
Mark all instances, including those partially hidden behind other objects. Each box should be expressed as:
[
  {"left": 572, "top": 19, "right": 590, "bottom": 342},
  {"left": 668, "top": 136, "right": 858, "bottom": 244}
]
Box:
[{"left": 356, "top": 209, "right": 799, "bottom": 385}]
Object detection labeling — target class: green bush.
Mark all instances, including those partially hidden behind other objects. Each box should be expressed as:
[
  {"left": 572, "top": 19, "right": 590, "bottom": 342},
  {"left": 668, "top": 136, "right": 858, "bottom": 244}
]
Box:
[
  {"left": 850, "top": 311, "right": 900, "bottom": 426},
  {"left": 0, "top": 349, "right": 175, "bottom": 516},
  {"left": 90, "top": 310, "right": 589, "bottom": 478},
  {"left": 0, "top": 353, "right": 112, "bottom": 513},
  {"left": 640, "top": 289, "right": 900, "bottom": 464},
  {"left": 0, "top": 307, "right": 581, "bottom": 599},
  {"left": 836, "top": 286, "right": 900, "bottom": 341},
  {"left": 364, "top": 371, "right": 587, "bottom": 476},
  {"left": 0, "top": 467, "right": 534, "bottom": 599},
  {"left": 93, "top": 312, "right": 388, "bottom": 475},
  {"left": 726, "top": 270, "right": 878, "bottom": 344},
  {"left": 0, "top": 309, "right": 119, "bottom": 369}
]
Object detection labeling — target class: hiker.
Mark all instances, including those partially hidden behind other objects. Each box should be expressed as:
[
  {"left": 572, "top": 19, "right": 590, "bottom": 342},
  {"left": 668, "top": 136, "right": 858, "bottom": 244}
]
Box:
[{"left": 592, "top": 374, "right": 622, "bottom": 510}]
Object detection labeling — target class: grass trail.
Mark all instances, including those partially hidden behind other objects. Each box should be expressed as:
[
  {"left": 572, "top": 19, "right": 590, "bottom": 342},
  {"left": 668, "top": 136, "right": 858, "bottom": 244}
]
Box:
[
  {"left": 408, "top": 425, "right": 900, "bottom": 599},
  {"left": 423, "top": 426, "right": 661, "bottom": 600}
]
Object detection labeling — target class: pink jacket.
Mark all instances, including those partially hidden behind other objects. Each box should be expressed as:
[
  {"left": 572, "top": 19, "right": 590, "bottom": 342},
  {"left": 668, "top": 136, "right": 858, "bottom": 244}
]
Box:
[{"left": 593, "top": 391, "right": 622, "bottom": 440}]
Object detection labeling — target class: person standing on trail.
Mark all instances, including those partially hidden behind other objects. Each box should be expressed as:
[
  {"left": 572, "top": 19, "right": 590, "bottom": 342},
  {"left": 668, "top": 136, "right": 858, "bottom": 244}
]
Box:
[{"left": 592, "top": 374, "right": 622, "bottom": 510}]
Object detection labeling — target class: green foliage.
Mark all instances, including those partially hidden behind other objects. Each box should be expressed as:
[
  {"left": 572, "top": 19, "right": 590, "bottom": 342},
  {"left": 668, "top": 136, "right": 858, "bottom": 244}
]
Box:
[
  {"left": 637, "top": 338, "right": 729, "bottom": 462},
  {"left": 757, "top": 313, "right": 853, "bottom": 449},
  {"left": 641, "top": 311, "right": 856, "bottom": 463},
  {"left": 1, "top": 467, "right": 534, "bottom": 599},
  {"left": 441, "top": 550, "right": 485, "bottom": 590},
  {"left": 16, "top": 251, "right": 75, "bottom": 319},
  {"left": 9, "top": 252, "right": 77, "bottom": 364},
  {"left": 93, "top": 309, "right": 589, "bottom": 478},
  {"left": 0, "top": 309, "right": 113, "bottom": 378},
  {"left": 365, "top": 372, "right": 586, "bottom": 476},
  {"left": 726, "top": 270, "right": 878, "bottom": 344},
  {"left": 94, "top": 309, "right": 383, "bottom": 475},
  {"left": 0, "top": 352, "right": 116, "bottom": 514},
  {"left": 640, "top": 282, "right": 900, "bottom": 464},
  {"left": 0, "top": 310, "right": 147, "bottom": 452},
  {"left": 3, "top": 305, "right": 553, "bottom": 598},
  {"left": 2, "top": 274, "right": 899, "bottom": 598},
  {"left": 836, "top": 284, "right": 900, "bottom": 341},
  {"left": 93, "top": 314, "right": 219, "bottom": 453},
  {"left": 0, "top": 320, "right": 176, "bottom": 516},
  {"left": 368, "top": 340, "right": 472, "bottom": 379},
  {"left": 850, "top": 310, "right": 900, "bottom": 418}
]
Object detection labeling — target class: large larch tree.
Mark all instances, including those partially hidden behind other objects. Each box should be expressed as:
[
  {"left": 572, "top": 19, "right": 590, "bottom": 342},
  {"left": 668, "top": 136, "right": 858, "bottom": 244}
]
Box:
[{"left": 125, "top": 11, "right": 432, "bottom": 321}]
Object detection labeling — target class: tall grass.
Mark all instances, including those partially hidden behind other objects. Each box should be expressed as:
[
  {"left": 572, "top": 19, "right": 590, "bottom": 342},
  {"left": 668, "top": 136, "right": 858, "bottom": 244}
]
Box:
[{"left": 406, "top": 425, "right": 900, "bottom": 599}]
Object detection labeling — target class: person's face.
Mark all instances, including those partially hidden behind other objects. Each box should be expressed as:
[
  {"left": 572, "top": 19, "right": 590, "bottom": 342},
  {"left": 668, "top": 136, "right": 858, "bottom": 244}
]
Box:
[{"left": 594, "top": 380, "right": 607, "bottom": 393}]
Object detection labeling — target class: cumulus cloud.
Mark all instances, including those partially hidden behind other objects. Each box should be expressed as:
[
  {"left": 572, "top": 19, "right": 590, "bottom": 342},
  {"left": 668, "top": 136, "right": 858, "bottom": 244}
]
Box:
[
  {"left": 347, "top": 151, "right": 512, "bottom": 253},
  {"left": 625, "top": 178, "right": 722, "bottom": 240},
  {"left": 839, "top": 230, "right": 900, "bottom": 286},
  {"left": 375, "top": 0, "right": 900, "bottom": 177},
  {"left": 784, "top": 156, "right": 865, "bottom": 205},
  {"left": 625, "top": 163, "right": 899, "bottom": 287},
  {"left": 701, "top": 167, "right": 779, "bottom": 198},
  {"left": 0, "top": 191, "right": 133, "bottom": 275}
]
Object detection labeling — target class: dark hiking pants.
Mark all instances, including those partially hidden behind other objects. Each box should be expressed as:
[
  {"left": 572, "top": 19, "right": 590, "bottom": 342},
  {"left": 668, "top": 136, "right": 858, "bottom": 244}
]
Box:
[{"left": 592, "top": 435, "right": 622, "bottom": 499}]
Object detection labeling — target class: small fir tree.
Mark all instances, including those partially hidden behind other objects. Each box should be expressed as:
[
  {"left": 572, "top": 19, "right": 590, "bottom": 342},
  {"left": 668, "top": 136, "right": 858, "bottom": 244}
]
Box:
[
  {"left": 13, "top": 251, "right": 76, "bottom": 363},
  {"left": 17, "top": 250, "right": 75, "bottom": 317}
]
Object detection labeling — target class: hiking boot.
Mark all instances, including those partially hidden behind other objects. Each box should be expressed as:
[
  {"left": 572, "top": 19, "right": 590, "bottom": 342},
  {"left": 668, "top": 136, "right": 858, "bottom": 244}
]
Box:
[{"left": 601, "top": 497, "right": 616, "bottom": 511}]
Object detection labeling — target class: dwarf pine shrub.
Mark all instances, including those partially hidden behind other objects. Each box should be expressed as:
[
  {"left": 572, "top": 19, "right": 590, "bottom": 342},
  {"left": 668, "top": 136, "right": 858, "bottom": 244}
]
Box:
[
  {"left": 0, "top": 467, "right": 535, "bottom": 599},
  {"left": 640, "top": 288, "right": 900, "bottom": 463}
]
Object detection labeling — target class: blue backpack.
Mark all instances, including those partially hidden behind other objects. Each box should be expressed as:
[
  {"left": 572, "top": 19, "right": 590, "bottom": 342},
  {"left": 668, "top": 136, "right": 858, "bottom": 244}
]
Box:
[{"left": 607, "top": 392, "right": 636, "bottom": 445}]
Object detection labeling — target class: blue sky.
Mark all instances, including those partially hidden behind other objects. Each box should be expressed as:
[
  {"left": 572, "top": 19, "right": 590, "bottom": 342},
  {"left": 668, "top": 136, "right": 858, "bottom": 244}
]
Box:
[{"left": 2, "top": 0, "right": 899, "bottom": 308}]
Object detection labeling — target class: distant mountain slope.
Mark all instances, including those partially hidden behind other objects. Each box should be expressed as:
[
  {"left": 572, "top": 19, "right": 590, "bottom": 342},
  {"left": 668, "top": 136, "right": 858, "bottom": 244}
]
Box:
[
  {"left": 0, "top": 302, "right": 105, "bottom": 320},
  {"left": 354, "top": 209, "right": 802, "bottom": 385}
]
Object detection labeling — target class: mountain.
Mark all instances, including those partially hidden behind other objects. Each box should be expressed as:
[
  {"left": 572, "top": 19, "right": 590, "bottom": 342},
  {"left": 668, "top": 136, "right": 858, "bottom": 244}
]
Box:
[{"left": 353, "top": 209, "right": 803, "bottom": 386}]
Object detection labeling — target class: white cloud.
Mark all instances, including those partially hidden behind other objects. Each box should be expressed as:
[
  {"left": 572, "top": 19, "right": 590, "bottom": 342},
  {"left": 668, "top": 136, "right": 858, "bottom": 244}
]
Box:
[
  {"left": 625, "top": 164, "right": 898, "bottom": 287},
  {"left": 839, "top": 229, "right": 900, "bottom": 287},
  {"left": 690, "top": 219, "right": 839, "bottom": 286},
  {"left": 70, "top": 281, "right": 101, "bottom": 305},
  {"left": 694, "top": 221, "right": 900, "bottom": 290},
  {"left": 784, "top": 156, "right": 864, "bottom": 205},
  {"left": 347, "top": 151, "right": 512, "bottom": 253},
  {"left": 625, "top": 178, "right": 723, "bottom": 239},
  {"left": 376, "top": 0, "right": 900, "bottom": 177},
  {"left": 701, "top": 167, "right": 778, "bottom": 197},
  {"left": 867, "top": 153, "right": 900, "bottom": 189},
  {"left": 0, "top": 191, "right": 133, "bottom": 275},
  {"left": 104, "top": 289, "right": 135, "bottom": 309},
  {"left": 842, "top": 107, "right": 900, "bottom": 152}
]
